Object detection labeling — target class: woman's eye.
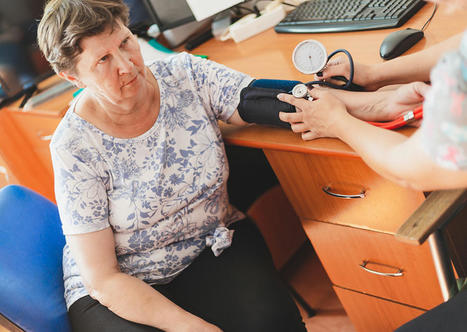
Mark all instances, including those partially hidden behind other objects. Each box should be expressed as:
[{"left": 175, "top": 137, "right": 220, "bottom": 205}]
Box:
[
  {"left": 98, "top": 55, "right": 109, "bottom": 63},
  {"left": 121, "top": 38, "right": 129, "bottom": 47}
]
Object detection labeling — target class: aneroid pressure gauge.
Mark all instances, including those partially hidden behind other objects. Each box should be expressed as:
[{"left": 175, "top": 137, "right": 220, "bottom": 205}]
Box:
[{"left": 292, "top": 39, "right": 328, "bottom": 75}]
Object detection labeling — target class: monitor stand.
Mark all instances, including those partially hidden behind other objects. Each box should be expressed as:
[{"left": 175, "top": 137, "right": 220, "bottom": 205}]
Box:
[{"left": 162, "top": 19, "right": 211, "bottom": 48}]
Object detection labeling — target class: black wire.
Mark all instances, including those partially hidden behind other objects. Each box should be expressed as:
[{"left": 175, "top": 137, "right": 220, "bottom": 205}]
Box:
[
  {"left": 421, "top": 3, "right": 438, "bottom": 31},
  {"left": 234, "top": 0, "right": 297, "bottom": 18},
  {"left": 252, "top": 0, "right": 262, "bottom": 16},
  {"left": 234, "top": 5, "right": 258, "bottom": 15},
  {"left": 232, "top": 0, "right": 260, "bottom": 16}
]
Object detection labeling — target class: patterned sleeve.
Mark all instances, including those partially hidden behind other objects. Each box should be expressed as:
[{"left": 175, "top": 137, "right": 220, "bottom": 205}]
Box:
[
  {"left": 51, "top": 135, "right": 110, "bottom": 235},
  {"left": 181, "top": 52, "right": 253, "bottom": 122},
  {"left": 420, "top": 32, "right": 467, "bottom": 170}
]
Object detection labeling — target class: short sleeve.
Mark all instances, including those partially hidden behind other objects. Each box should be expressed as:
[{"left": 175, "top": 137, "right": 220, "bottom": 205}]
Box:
[
  {"left": 182, "top": 53, "right": 253, "bottom": 122},
  {"left": 420, "top": 48, "right": 467, "bottom": 170},
  {"left": 51, "top": 140, "right": 110, "bottom": 235}
]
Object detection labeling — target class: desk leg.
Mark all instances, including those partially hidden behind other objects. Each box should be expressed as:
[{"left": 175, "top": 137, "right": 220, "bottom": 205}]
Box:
[{"left": 428, "top": 231, "right": 458, "bottom": 301}]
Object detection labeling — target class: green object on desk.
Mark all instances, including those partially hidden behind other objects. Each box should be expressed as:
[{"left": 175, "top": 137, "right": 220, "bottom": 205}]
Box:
[
  {"left": 73, "top": 88, "right": 83, "bottom": 98},
  {"left": 148, "top": 39, "right": 175, "bottom": 54},
  {"left": 147, "top": 39, "right": 209, "bottom": 59}
]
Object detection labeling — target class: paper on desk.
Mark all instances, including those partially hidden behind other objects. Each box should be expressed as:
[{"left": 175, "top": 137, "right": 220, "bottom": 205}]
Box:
[
  {"left": 186, "top": 0, "right": 242, "bottom": 21},
  {"left": 137, "top": 38, "right": 174, "bottom": 63}
]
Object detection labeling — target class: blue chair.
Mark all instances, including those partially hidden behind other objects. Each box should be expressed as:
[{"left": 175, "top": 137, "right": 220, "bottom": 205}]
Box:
[{"left": 0, "top": 185, "right": 71, "bottom": 332}]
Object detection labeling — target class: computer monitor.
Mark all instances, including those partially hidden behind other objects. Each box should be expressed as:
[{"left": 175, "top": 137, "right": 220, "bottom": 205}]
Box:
[
  {"left": 186, "top": 0, "right": 243, "bottom": 21},
  {"left": 143, "top": 0, "right": 196, "bottom": 32},
  {"left": 143, "top": 0, "right": 243, "bottom": 32},
  {"left": 0, "top": 0, "right": 51, "bottom": 105}
]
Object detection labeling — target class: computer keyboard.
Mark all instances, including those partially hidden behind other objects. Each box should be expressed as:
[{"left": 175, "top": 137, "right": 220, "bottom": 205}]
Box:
[{"left": 275, "top": 0, "right": 426, "bottom": 33}]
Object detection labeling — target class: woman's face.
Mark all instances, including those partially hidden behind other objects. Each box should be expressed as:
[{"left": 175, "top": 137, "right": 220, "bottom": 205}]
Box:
[{"left": 66, "top": 21, "right": 146, "bottom": 105}]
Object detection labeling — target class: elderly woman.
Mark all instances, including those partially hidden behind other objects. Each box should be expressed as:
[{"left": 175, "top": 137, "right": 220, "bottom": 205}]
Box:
[{"left": 37, "top": 0, "right": 306, "bottom": 331}]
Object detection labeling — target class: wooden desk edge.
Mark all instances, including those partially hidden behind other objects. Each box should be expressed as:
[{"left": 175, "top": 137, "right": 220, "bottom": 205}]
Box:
[
  {"left": 220, "top": 122, "right": 415, "bottom": 158},
  {"left": 395, "top": 189, "right": 467, "bottom": 245}
]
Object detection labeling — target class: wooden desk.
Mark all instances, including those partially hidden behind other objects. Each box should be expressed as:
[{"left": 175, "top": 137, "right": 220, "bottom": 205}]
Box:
[
  {"left": 0, "top": 3, "right": 466, "bottom": 331},
  {"left": 192, "top": 3, "right": 467, "bottom": 331}
]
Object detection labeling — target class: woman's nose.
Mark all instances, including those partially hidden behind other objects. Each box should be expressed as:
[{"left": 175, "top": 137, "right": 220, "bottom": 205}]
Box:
[{"left": 116, "top": 51, "right": 133, "bottom": 75}]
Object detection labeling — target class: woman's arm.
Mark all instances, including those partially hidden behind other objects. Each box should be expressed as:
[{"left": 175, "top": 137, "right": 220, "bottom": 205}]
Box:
[
  {"left": 227, "top": 82, "right": 427, "bottom": 126},
  {"left": 67, "top": 228, "right": 221, "bottom": 332},
  {"left": 320, "top": 81, "right": 429, "bottom": 122},
  {"left": 332, "top": 118, "right": 467, "bottom": 191},
  {"left": 227, "top": 110, "right": 249, "bottom": 126},
  {"left": 277, "top": 89, "right": 467, "bottom": 191}
]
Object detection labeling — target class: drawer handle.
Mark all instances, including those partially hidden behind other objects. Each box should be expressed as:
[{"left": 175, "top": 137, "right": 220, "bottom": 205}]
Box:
[
  {"left": 37, "top": 133, "right": 53, "bottom": 141},
  {"left": 0, "top": 166, "right": 10, "bottom": 183},
  {"left": 322, "top": 186, "right": 365, "bottom": 199},
  {"left": 359, "top": 261, "right": 404, "bottom": 277}
]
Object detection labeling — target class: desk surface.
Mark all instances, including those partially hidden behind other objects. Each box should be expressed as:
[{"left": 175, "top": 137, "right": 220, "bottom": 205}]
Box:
[{"left": 188, "top": 3, "right": 467, "bottom": 157}]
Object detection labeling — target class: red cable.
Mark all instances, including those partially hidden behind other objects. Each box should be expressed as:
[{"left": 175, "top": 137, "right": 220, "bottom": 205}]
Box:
[{"left": 366, "top": 105, "right": 423, "bottom": 130}]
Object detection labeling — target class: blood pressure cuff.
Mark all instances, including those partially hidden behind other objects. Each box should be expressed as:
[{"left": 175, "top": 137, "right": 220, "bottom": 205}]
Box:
[{"left": 237, "top": 79, "right": 302, "bottom": 128}]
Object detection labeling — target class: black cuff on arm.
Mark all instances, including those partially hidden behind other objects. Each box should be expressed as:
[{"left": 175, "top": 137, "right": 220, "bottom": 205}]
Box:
[{"left": 237, "top": 87, "right": 295, "bottom": 128}]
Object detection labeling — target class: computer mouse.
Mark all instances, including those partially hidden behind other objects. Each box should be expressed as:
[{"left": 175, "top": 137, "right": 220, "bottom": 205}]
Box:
[{"left": 379, "top": 28, "right": 424, "bottom": 60}]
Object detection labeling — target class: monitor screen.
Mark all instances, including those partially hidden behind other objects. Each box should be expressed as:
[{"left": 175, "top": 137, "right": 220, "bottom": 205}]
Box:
[
  {"left": 0, "top": 0, "right": 150, "bottom": 105},
  {"left": 0, "top": 0, "right": 51, "bottom": 102}
]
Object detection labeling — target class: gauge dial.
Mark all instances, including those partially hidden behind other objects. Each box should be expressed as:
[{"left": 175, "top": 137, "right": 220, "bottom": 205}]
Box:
[
  {"left": 292, "top": 84, "right": 308, "bottom": 98},
  {"left": 292, "top": 39, "right": 327, "bottom": 75}
]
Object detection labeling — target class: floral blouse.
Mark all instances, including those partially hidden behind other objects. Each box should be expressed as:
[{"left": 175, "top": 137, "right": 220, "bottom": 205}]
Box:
[
  {"left": 50, "top": 53, "right": 252, "bottom": 308},
  {"left": 421, "top": 30, "right": 467, "bottom": 170}
]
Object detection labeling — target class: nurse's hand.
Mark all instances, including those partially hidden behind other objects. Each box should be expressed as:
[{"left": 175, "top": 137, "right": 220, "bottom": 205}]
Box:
[
  {"left": 315, "top": 57, "right": 380, "bottom": 91},
  {"left": 381, "top": 82, "right": 430, "bottom": 126},
  {"left": 278, "top": 89, "right": 350, "bottom": 141}
]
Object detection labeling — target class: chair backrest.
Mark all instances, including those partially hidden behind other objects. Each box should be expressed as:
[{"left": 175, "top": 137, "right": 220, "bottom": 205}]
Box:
[{"left": 0, "top": 185, "right": 71, "bottom": 332}]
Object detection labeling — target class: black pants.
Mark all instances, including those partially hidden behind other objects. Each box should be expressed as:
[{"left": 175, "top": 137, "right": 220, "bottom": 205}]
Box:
[
  {"left": 68, "top": 219, "right": 306, "bottom": 332},
  {"left": 395, "top": 290, "right": 467, "bottom": 332},
  {"left": 225, "top": 145, "right": 279, "bottom": 213}
]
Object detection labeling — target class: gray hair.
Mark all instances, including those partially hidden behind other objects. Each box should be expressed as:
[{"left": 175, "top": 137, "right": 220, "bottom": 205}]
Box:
[{"left": 37, "top": 0, "right": 130, "bottom": 73}]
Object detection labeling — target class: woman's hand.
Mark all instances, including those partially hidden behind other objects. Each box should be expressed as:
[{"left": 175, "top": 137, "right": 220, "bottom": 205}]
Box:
[
  {"left": 169, "top": 314, "right": 223, "bottom": 332},
  {"left": 278, "top": 88, "right": 350, "bottom": 141},
  {"left": 315, "top": 57, "right": 380, "bottom": 91}
]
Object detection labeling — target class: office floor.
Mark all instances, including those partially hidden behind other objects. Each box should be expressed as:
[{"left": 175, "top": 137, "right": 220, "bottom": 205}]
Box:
[{"left": 283, "top": 241, "right": 356, "bottom": 332}]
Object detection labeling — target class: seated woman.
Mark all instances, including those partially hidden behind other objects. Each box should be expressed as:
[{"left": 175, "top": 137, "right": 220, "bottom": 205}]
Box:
[{"left": 37, "top": 1, "right": 307, "bottom": 331}]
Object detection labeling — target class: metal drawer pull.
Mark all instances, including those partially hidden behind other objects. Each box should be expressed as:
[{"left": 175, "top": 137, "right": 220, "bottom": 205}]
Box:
[
  {"left": 322, "top": 186, "right": 365, "bottom": 199},
  {"left": 38, "top": 133, "right": 53, "bottom": 141},
  {"left": 359, "top": 261, "right": 404, "bottom": 277},
  {"left": 0, "top": 166, "right": 10, "bottom": 183}
]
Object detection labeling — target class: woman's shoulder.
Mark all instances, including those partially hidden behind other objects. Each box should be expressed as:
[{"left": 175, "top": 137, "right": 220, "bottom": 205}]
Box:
[
  {"left": 147, "top": 52, "right": 199, "bottom": 75},
  {"left": 50, "top": 103, "right": 96, "bottom": 151}
]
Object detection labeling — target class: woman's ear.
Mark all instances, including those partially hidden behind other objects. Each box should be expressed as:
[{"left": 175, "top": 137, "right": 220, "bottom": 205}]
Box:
[{"left": 58, "top": 71, "right": 85, "bottom": 88}]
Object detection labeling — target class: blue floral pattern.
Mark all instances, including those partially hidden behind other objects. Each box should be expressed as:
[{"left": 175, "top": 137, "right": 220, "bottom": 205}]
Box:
[{"left": 51, "top": 53, "right": 252, "bottom": 308}]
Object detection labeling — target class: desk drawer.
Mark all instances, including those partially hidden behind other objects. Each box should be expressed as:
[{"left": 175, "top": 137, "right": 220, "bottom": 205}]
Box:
[
  {"left": 264, "top": 150, "right": 425, "bottom": 233},
  {"left": 304, "top": 220, "right": 443, "bottom": 310},
  {"left": 9, "top": 112, "right": 60, "bottom": 149},
  {"left": 334, "top": 286, "right": 425, "bottom": 332}
]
